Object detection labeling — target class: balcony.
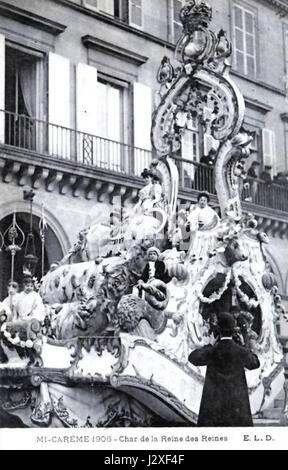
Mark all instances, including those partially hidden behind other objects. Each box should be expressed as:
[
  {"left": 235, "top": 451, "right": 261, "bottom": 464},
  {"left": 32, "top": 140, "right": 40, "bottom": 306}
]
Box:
[
  {"left": 1, "top": 109, "right": 151, "bottom": 176},
  {"left": 176, "top": 156, "right": 288, "bottom": 213},
  {"left": 0, "top": 109, "right": 287, "bottom": 235}
]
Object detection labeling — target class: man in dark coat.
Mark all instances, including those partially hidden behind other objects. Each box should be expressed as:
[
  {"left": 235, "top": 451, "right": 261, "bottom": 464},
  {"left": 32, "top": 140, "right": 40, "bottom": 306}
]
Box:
[
  {"left": 140, "top": 247, "right": 171, "bottom": 284},
  {"left": 189, "top": 312, "right": 260, "bottom": 427}
]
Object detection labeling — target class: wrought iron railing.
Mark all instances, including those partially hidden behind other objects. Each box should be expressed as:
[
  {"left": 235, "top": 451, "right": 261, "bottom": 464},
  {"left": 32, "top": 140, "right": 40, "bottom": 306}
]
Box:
[
  {"left": 241, "top": 177, "right": 288, "bottom": 212},
  {"left": 175, "top": 156, "right": 216, "bottom": 194},
  {"left": 0, "top": 109, "right": 287, "bottom": 212},
  {"left": 0, "top": 109, "right": 152, "bottom": 177},
  {"left": 174, "top": 156, "right": 288, "bottom": 212}
]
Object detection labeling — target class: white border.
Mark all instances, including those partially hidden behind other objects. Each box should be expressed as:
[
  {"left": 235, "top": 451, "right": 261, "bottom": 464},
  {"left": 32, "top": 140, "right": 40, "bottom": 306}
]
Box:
[{"left": 0, "top": 426, "right": 288, "bottom": 450}]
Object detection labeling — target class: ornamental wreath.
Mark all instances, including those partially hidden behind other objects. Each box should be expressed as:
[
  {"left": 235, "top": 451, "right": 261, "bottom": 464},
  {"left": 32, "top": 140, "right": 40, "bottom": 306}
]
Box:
[{"left": 198, "top": 270, "right": 232, "bottom": 304}]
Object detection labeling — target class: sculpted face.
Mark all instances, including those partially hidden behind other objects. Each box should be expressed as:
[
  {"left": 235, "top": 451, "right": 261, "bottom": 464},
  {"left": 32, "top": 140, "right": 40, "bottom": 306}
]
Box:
[
  {"left": 8, "top": 282, "right": 18, "bottom": 295},
  {"left": 224, "top": 238, "right": 248, "bottom": 266},
  {"left": 106, "top": 270, "right": 128, "bottom": 298}
]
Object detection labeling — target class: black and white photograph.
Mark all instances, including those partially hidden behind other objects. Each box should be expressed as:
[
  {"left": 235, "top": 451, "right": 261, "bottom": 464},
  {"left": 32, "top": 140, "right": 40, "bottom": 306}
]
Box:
[{"left": 0, "top": 0, "right": 288, "bottom": 452}]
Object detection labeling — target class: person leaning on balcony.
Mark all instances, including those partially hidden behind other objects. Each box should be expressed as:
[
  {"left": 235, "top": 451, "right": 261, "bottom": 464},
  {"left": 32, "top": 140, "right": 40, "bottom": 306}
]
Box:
[
  {"left": 188, "top": 312, "right": 260, "bottom": 427},
  {"left": 245, "top": 160, "right": 260, "bottom": 203},
  {"left": 260, "top": 165, "right": 273, "bottom": 185},
  {"left": 274, "top": 171, "right": 288, "bottom": 187},
  {"left": 247, "top": 160, "right": 260, "bottom": 179},
  {"left": 259, "top": 165, "right": 273, "bottom": 206}
]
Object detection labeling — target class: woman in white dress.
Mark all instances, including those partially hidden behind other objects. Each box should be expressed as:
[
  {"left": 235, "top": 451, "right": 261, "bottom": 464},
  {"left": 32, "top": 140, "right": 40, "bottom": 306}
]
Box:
[{"left": 186, "top": 192, "right": 220, "bottom": 260}]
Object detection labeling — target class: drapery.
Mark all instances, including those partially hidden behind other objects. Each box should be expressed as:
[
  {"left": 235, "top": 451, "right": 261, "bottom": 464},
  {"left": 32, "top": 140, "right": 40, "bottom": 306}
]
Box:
[{"left": 19, "top": 60, "right": 36, "bottom": 118}]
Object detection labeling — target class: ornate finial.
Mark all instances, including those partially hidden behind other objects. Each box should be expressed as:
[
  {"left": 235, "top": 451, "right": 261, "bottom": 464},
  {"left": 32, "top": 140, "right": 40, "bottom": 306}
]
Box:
[
  {"left": 157, "top": 56, "right": 174, "bottom": 85},
  {"left": 3, "top": 210, "right": 25, "bottom": 282},
  {"left": 179, "top": 0, "right": 212, "bottom": 33}
]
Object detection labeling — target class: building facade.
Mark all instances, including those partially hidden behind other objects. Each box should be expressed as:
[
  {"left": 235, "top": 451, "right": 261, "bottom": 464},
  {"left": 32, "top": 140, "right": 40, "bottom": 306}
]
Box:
[{"left": 0, "top": 0, "right": 287, "bottom": 305}]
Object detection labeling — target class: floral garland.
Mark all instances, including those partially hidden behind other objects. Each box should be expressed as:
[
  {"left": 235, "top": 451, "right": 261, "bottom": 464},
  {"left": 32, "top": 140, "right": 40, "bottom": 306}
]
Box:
[
  {"left": 234, "top": 274, "right": 259, "bottom": 309},
  {"left": 198, "top": 270, "right": 231, "bottom": 304},
  {"left": 0, "top": 323, "right": 39, "bottom": 349}
]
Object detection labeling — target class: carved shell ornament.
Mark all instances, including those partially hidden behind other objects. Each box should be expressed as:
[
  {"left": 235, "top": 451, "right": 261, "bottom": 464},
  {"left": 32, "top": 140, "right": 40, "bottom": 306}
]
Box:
[{"left": 151, "top": 0, "right": 249, "bottom": 219}]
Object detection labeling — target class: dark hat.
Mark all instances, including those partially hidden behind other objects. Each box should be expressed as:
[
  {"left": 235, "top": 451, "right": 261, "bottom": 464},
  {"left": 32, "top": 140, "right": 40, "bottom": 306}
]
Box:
[
  {"left": 197, "top": 191, "right": 210, "bottom": 202},
  {"left": 251, "top": 160, "right": 260, "bottom": 166},
  {"left": 22, "top": 275, "right": 34, "bottom": 285},
  {"left": 217, "top": 312, "right": 236, "bottom": 334},
  {"left": 264, "top": 165, "right": 272, "bottom": 170},
  {"left": 141, "top": 168, "right": 153, "bottom": 179}
]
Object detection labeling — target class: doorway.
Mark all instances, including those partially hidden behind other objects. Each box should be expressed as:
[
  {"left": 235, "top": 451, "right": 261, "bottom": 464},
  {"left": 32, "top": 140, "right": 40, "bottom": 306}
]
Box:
[{"left": 0, "top": 212, "right": 63, "bottom": 300}]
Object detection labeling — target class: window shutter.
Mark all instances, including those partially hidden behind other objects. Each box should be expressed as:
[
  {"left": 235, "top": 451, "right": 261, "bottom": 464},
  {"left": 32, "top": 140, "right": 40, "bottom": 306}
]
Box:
[
  {"left": 262, "top": 128, "right": 276, "bottom": 175},
  {"left": 48, "top": 53, "right": 70, "bottom": 158},
  {"left": 84, "top": 0, "right": 114, "bottom": 14},
  {"left": 99, "top": 0, "right": 114, "bottom": 14},
  {"left": 84, "top": 0, "right": 98, "bottom": 10},
  {"left": 181, "top": 130, "right": 194, "bottom": 161},
  {"left": 0, "top": 34, "right": 5, "bottom": 143},
  {"left": 285, "top": 30, "right": 288, "bottom": 94},
  {"left": 129, "top": 0, "right": 143, "bottom": 28},
  {"left": 181, "top": 130, "right": 196, "bottom": 184},
  {"left": 106, "top": 84, "right": 121, "bottom": 172},
  {"left": 270, "top": 130, "right": 276, "bottom": 176},
  {"left": 76, "top": 63, "right": 97, "bottom": 135},
  {"left": 203, "top": 133, "right": 214, "bottom": 157},
  {"left": 76, "top": 63, "right": 98, "bottom": 164},
  {"left": 133, "top": 82, "right": 152, "bottom": 175}
]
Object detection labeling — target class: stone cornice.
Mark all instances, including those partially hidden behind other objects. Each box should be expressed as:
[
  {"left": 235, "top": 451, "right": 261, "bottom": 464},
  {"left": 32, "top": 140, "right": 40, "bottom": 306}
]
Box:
[
  {"left": 231, "top": 70, "right": 286, "bottom": 97},
  {"left": 0, "top": 146, "right": 141, "bottom": 204},
  {"left": 82, "top": 35, "right": 148, "bottom": 66},
  {"left": 264, "top": 0, "right": 288, "bottom": 14},
  {"left": 281, "top": 112, "right": 288, "bottom": 122},
  {"left": 52, "top": 0, "right": 174, "bottom": 50},
  {"left": 244, "top": 96, "right": 273, "bottom": 114},
  {"left": 0, "top": 1, "right": 66, "bottom": 35}
]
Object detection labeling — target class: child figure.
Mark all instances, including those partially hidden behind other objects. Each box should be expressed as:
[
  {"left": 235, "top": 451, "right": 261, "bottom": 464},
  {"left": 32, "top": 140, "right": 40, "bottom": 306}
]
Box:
[{"left": 14, "top": 276, "right": 45, "bottom": 322}]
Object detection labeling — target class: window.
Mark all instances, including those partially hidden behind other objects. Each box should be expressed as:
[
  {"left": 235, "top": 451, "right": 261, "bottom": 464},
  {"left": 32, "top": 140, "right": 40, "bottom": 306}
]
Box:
[
  {"left": 97, "top": 79, "right": 123, "bottom": 141},
  {"left": 5, "top": 46, "right": 44, "bottom": 151},
  {"left": 82, "top": 0, "right": 114, "bottom": 15},
  {"left": 181, "top": 117, "right": 200, "bottom": 162},
  {"left": 129, "top": 0, "right": 143, "bottom": 28},
  {"left": 96, "top": 78, "right": 126, "bottom": 171},
  {"left": 233, "top": 3, "right": 257, "bottom": 77},
  {"left": 180, "top": 116, "right": 201, "bottom": 188},
  {"left": 171, "top": 0, "right": 185, "bottom": 43},
  {"left": 82, "top": 0, "right": 143, "bottom": 28}
]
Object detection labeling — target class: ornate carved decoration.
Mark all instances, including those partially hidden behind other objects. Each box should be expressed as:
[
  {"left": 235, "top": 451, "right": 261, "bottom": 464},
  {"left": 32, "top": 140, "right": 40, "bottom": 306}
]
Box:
[{"left": 152, "top": 0, "right": 250, "bottom": 219}]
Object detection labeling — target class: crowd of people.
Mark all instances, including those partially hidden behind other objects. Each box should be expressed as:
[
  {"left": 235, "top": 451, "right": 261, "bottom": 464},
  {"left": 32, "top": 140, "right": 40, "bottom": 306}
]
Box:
[{"left": 243, "top": 161, "right": 288, "bottom": 206}]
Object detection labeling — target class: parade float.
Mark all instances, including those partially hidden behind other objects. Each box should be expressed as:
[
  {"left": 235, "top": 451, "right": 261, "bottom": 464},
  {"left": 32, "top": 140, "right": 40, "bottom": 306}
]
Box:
[{"left": 0, "top": 0, "right": 287, "bottom": 427}]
